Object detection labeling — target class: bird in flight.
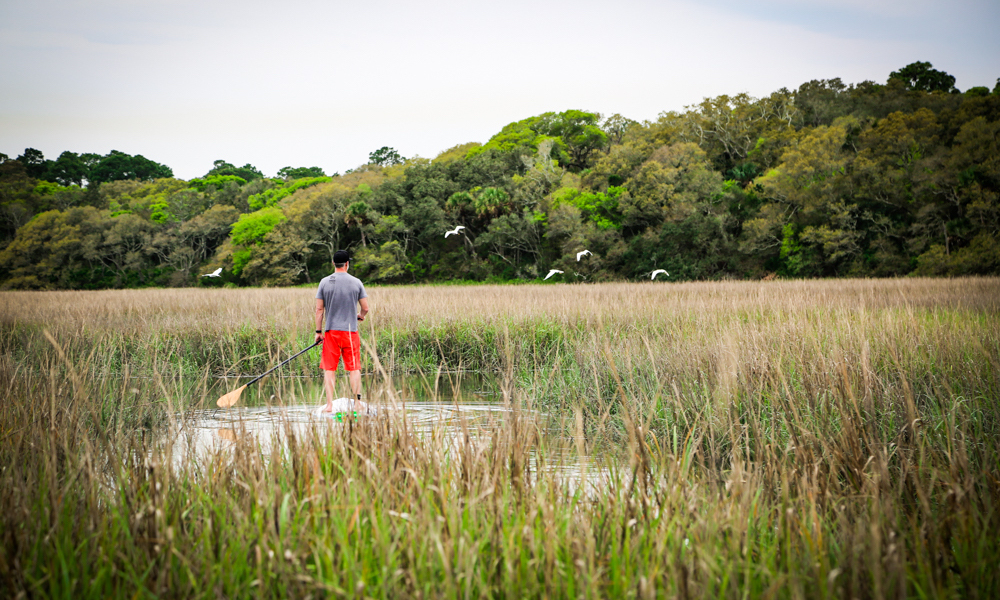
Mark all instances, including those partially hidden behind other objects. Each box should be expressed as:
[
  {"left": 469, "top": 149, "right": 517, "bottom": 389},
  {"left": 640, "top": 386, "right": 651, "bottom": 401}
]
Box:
[
  {"left": 651, "top": 269, "right": 668, "bottom": 280},
  {"left": 202, "top": 268, "right": 223, "bottom": 278},
  {"left": 544, "top": 269, "right": 564, "bottom": 280},
  {"left": 444, "top": 226, "right": 465, "bottom": 238},
  {"left": 576, "top": 249, "right": 592, "bottom": 261}
]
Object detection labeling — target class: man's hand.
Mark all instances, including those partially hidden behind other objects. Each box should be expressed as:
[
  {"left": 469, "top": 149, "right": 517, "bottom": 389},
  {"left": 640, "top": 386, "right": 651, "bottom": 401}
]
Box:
[
  {"left": 314, "top": 332, "right": 324, "bottom": 344},
  {"left": 357, "top": 314, "right": 365, "bottom": 322}
]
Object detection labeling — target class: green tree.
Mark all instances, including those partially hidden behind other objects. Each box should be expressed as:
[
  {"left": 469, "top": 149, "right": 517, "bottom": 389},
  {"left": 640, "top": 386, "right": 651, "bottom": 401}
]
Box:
[
  {"left": 15, "top": 148, "right": 48, "bottom": 179},
  {"left": 620, "top": 142, "right": 723, "bottom": 230},
  {"left": 231, "top": 207, "right": 286, "bottom": 247},
  {"left": 96, "top": 178, "right": 192, "bottom": 221},
  {"left": 889, "top": 61, "right": 957, "bottom": 93},
  {"left": 679, "top": 91, "right": 797, "bottom": 173},
  {"left": 0, "top": 207, "right": 106, "bottom": 289},
  {"left": 550, "top": 186, "right": 624, "bottom": 230},
  {"left": 240, "top": 224, "right": 313, "bottom": 286},
  {"left": 852, "top": 108, "right": 942, "bottom": 265},
  {"left": 0, "top": 159, "right": 38, "bottom": 241},
  {"left": 601, "top": 114, "right": 639, "bottom": 146},
  {"left": 88, "top": 151, "right": 174, "bottom": 185},
  {"left": 89, "top": 213, "right": 157, "bottom": 285},
  {"left": 543, "top": 200, "right": 624, "bottom": 278},
  {"left": 247, "top": 176, "right": 331, "bottom": 210},
  {"left": 188, "top": 174, "right": 247, "bottom": 192},
  {"left": 345, "top": 200, "right": 373, "bottom": 247},
  {"left": 46, "top": 151, "right": 89, "bottom": 186},
  {"left": 583, "top": 135, "right": 656, "bottom": 192},
  {"left": 229, "top": 207, "right": 287, "bottom": 275},
  {"left": 475, "top": 209, "right": 544, "bottom": 278},
  {"left": 369, "top": 147, "right": 405, "bottom": 167},
  {"left": 352, "top": 240, "right": 408, "bottom": 282},
  {"left": 793, "top": 79, "right": 851, "bottom": 128},
  {"left": 758, "top": 118, "right": 854, "bottom": 217},
  {"left": 150, "top": 204, "right": 241, "bottom": 284},
  {"left": 909, "top": 116, "right": 1000, "bottom": 273},
  {"left": 286, "top": 192, "right": 347, "bottom": 264},
  {"left": 471, "top": 110, "right": 607, "bottom": 171},
  {"left": 541, "top": 110, "right": 609, "bottom": 170},
  {"left": 277, "top": 166, "right": 326, "bottom": 179},
  {"left": 32, "top": 181, "right": 87, "bottom": 212},
  {"left": 473, "top": 187, "right": 512, "bottom": 218},
  {"left": 434, "top": 142, "right": 481, "bottom": 163},
  {"left": 205, "top": 160, "right": 264, "bottom": 181},
  {"left": 756, "top": 118, "right": 859, "bottom": 274}
]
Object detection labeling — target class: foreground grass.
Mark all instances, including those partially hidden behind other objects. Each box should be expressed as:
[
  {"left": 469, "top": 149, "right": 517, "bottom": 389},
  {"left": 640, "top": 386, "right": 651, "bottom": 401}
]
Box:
[{"left": 1, "top": 278, "right": 999, "bottom": 598}]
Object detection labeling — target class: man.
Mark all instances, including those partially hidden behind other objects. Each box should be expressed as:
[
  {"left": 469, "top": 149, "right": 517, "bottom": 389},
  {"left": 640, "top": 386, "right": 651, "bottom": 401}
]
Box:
[{"left": 315, "top": 249, "right": 369, "bottom": 412}]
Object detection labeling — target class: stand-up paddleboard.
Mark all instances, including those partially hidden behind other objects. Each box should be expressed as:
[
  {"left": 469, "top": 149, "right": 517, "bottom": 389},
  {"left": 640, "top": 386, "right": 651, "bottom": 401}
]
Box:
[{"left": 314, "top": 397, "right": 377, "bottom": 421}]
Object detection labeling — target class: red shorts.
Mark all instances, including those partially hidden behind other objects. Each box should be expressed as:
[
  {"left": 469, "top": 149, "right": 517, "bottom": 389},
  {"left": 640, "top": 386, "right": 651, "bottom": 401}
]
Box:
[{"left": 320, "top": 330, "right": 361, "bottom": 371}]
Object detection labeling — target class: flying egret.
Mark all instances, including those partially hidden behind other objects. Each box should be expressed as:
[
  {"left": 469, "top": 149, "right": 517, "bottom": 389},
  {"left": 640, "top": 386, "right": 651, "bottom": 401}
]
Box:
[
  {"left": 544, "top": 269, "right": 563, "bottom": 280},
  {"left": 651, "top": 269, "right": 668, "bottom": 280},
  {"left": 576, "top": 249, "right": 592, "bottom": 261},
  {"left": 202, "top": 268, "right": 222, "bottom": 278},
  {"left": 444, "top": 226, "right": 465, "bottom": 238}
]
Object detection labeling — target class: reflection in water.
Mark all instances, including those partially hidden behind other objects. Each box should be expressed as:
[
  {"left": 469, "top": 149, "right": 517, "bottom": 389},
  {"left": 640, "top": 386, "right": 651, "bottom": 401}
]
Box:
[{"left": 173, "top": 372, "right": 600, "bottom": 490}]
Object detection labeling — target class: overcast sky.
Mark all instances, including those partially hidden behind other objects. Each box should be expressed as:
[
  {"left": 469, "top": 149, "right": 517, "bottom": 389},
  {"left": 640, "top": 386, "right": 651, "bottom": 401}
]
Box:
[{"left": 1, "top": 0, "right": 997, "bottom": 180}]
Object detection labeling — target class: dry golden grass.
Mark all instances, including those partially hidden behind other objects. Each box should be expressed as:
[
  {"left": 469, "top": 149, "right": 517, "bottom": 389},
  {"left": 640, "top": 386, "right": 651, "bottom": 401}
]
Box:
[{"left": 3, "top": 277, "right": 997, "bottom": 332}]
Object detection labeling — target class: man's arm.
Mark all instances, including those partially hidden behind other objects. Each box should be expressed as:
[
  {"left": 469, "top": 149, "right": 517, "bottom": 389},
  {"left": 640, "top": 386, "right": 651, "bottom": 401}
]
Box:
[
  {"left": 357, "top": 297, "right": 369, "bottom": 321},
  {"left": 315, "top": 298, "right": 325, "bottom": 342}
]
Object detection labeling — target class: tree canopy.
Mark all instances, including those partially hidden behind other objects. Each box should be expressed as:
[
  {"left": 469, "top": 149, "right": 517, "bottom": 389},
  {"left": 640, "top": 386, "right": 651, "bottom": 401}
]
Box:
[{"left": 2, "top": 61, "right": 999, "bottom": 289}]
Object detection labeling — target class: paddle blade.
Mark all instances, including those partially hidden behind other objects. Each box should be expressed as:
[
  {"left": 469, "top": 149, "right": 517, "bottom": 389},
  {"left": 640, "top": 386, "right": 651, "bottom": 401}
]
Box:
[{"left": 216, "top": 384, "right": 247, "bottom": 408}]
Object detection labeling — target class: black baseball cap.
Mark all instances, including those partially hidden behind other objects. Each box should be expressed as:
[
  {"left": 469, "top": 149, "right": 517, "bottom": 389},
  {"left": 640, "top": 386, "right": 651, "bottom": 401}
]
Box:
[{"left": 333, "top": 250, "right": 350, "bottom": 263}]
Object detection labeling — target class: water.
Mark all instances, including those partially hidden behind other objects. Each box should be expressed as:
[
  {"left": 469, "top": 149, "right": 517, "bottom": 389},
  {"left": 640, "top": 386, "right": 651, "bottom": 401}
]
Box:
[
  {"left": 171, "top": 372, "right": 602, "bottom": 488},
  {"left": 175, "top": 371, "right": 496, "bottom": 450}
]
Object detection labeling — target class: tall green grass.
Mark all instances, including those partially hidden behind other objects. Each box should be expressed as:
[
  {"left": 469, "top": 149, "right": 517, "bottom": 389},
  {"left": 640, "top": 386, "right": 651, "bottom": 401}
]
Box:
[{"left": 1, "top": 278, "right": 999, "bottom": 598}]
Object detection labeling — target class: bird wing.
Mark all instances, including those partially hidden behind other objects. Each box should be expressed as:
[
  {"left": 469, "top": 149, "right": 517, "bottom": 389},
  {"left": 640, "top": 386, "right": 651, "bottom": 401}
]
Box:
[
  {"left": 445, "top": 231, "right": 455, "bottom": 237},
  {"left": 213, "top": 268, "right": 222, "bottom": 276}
]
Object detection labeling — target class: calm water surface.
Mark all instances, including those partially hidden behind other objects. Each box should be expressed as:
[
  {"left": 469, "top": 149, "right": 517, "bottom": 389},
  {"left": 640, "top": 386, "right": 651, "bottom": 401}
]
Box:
[{"left": 172, "top": 372, "right": 600, "bottom": 486}]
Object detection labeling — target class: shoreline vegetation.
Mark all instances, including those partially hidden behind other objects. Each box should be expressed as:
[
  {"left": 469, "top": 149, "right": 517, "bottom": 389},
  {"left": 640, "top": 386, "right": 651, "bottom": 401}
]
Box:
[
  {"left": 2, "top": 278, "right": 1000, "bottom": 598},
  {"left": 3, "top": 62, "right": 1000, "bottom": 292}
]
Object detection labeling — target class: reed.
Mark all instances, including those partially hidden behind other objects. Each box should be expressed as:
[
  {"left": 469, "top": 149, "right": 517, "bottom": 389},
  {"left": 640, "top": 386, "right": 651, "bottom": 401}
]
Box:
[{"left": 1, "top": 278, "right": 998, "bottom": 598}]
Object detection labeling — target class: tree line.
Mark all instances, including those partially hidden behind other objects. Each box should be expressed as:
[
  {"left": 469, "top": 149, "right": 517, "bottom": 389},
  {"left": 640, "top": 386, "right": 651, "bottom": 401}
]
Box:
[{"left": 1, "top": 62, "right": 998, "bottom": 289}]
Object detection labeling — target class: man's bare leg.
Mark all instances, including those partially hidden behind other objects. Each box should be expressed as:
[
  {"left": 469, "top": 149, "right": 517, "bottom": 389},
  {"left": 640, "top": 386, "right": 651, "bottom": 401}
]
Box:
[
  {"left": 322, "top": 369, "right": 337, "bottom": 411},
  {"left": 348, "top": 370, "right": 361, "bottom": 400},
  {"left": 323, "top": 370, "right": 361, "bottom": 412}
]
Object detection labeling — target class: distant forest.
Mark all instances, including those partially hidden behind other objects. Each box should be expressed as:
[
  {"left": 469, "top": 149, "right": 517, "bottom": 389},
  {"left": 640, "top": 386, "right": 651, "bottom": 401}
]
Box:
[{"left": 2, "top": 62, "right": 998, "bottom": 289}]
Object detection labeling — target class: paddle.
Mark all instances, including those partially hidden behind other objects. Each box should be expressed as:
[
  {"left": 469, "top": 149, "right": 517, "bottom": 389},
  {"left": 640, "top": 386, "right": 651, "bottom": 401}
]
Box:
[{"left": 216, "top": 339, "right": 322, "bottom": 408}]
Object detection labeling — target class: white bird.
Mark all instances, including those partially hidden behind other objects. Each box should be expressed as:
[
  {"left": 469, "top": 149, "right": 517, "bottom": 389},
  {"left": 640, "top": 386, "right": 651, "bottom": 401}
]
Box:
[
  {"left": 651, "top": 269, "right": 668, "bottom": 280},
  {"left": 576, "top": 249, "right": 592, "bottom": 261},
  {"left": 544, "top": 269, "right": 563, "bottom": 280},
  {"left": 444, "top": 225, "right": 465, "bottom": 238},
  {"left": 202, "top": 268, "right": 222, "bottom": 278}
]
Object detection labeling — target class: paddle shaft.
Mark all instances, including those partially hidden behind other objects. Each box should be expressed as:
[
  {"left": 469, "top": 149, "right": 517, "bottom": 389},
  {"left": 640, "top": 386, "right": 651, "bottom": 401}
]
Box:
[{"left": 244, "top": 339, "right": 322, "bottom": 388}]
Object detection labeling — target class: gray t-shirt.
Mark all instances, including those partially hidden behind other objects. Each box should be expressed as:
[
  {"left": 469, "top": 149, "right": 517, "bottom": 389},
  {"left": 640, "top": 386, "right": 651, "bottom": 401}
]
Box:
[{"left": 315, "top": 272, "right": 367, "bottom": 332}]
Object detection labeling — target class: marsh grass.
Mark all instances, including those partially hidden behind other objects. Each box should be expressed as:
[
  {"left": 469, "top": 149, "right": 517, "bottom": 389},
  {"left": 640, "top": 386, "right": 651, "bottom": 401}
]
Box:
[{"left": 1, "top": 278, "right": 999, "bottom": 598}]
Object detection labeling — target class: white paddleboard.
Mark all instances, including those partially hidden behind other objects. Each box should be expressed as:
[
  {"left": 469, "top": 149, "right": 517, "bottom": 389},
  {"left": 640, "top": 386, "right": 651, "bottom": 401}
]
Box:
[{"left": 313, "top": 397, "right": 377, "bottom": 419}]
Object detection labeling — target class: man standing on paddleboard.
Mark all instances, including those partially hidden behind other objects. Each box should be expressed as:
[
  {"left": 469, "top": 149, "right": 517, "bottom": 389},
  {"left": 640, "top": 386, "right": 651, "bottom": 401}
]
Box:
[{"left": 315, "top": 249, "right": 369, "bottom": 412}]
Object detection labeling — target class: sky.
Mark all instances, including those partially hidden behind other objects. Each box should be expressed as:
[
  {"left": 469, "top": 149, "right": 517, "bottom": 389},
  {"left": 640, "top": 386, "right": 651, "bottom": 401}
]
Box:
[{"left": 1, "top": 0, "right": 997, "bottom": 180}]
